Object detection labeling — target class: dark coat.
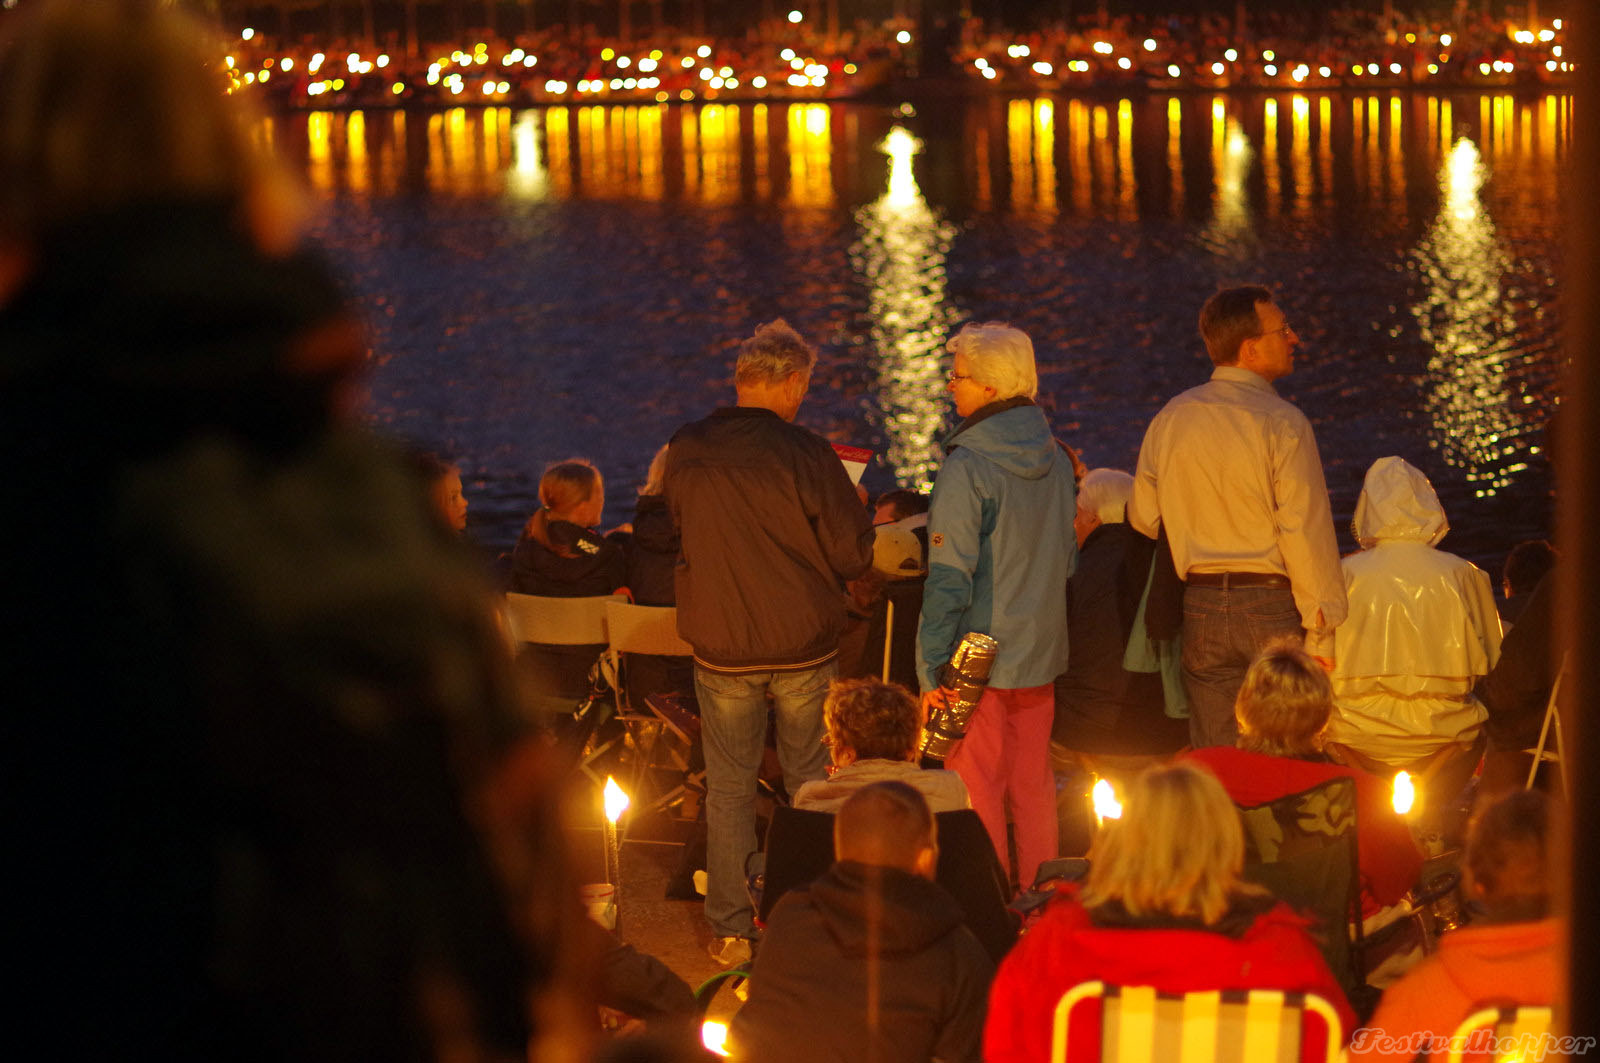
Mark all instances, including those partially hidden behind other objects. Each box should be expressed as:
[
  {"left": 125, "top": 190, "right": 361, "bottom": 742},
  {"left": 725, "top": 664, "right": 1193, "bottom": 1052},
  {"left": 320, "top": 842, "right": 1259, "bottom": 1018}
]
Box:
[
  {"left": 625, "top": 494, "right": 679, "bottom": 607},
  {"left": 730, "top": 862, "right": 993, "bottom": 1063},
  {"left": 509, "top": 517, "right": 626, "bottom": 597},
  {"left": 666, "top": 406, "right": 873, "bottom": 672}
]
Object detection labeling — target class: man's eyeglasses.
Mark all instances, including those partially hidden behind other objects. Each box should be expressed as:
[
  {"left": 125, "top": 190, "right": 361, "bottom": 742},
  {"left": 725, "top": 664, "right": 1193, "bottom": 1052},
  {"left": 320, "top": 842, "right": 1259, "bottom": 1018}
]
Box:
[
  {"left": 1255, "top": 323, "right": 1294, "bottom": 339},
  {"left": 947, "top": 372, "right": 975, "bottom": 384}
]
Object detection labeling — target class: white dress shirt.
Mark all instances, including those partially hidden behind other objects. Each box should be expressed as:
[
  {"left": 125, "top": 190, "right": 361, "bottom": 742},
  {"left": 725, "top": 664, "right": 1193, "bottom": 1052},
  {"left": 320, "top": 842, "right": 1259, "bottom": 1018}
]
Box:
[{"left": 1128, "top": 365, "right": 1347, "bottom": 634}]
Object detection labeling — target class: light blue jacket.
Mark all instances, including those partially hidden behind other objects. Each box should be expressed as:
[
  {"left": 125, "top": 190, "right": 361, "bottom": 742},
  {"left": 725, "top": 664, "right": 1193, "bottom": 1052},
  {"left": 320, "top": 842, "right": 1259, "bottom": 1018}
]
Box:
[{"left": 916, "top": 400, "right": 1077, "bottom": 692}]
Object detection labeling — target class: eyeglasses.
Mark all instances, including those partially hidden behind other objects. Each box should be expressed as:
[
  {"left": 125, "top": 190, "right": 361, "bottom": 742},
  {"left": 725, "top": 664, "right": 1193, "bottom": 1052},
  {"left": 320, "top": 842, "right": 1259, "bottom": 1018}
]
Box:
[
  {"left": 947, "top": 372, "right": 975, "bottom": 384},
  {"left": 1254, "top": 323, "right": 1294, "bottom": 339}
]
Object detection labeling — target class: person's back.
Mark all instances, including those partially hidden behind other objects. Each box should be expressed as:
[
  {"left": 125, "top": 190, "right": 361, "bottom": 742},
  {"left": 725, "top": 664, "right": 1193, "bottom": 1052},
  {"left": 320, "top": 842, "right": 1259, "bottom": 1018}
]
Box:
[
  {"left": 1323, "top": 457, "right": 1502, "bottom": 767},
  {"left": 730, "top": 782, "right": 993, "bottom": 1063},
  {"left": 1354, "top": 791, "right": 1561, "bottom": 1062}
]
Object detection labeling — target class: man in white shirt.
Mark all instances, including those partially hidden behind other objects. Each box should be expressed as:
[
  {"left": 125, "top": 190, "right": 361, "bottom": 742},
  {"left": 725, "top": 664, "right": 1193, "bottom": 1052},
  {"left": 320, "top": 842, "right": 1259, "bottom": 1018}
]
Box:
[{"left": 1128, "top": 286, "right": 1346, "bottom": 747}]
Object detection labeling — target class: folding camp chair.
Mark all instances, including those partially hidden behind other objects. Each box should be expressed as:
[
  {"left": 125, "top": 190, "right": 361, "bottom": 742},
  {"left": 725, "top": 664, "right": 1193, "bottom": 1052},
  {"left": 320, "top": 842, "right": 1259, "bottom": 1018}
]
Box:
[
  {"left": 1446, "top": 1003, "right": 1553, "bottom": 1063},
  {"left": 1235, "top": 777, "right": 1366, "bottom": 998},
  {"left": 502, "top": 592, "right": 625, "bottom": 781},
  {"left": 1052, "top": 982, "right": 1346, "bottom": 1063},
  {"left": 1524, "top": 668, "right": 1567, "bottom": 793},
  {"left": 604, "top": 601, "right": 703, "bottom": 819}
]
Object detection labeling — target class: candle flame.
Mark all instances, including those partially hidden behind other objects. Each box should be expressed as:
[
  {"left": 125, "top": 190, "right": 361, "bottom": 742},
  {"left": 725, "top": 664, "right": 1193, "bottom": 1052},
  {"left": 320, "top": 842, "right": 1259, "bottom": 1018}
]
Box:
[
  {"left": 701, "top": 1020, "right": 731, "bottom": 1056},
  {"left": 1392, "top": 771, "right": 1416, "bottom": 815},
  {"left": 603, "top": 776, "right": 630, "bottom": 823},
  {"left": 1092, "top": 779, "right": 1123, "bottom": 821}
]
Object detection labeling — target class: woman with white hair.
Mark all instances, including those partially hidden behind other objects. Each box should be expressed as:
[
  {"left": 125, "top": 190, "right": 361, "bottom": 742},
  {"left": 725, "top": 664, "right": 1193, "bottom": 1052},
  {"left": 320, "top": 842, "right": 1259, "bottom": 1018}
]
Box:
[
  {"left": 917, "top": 322, "right": 1077, "bottom": 889},
  {"left": 984, "top": 763, "right": 1355, "bottom": 1063}
]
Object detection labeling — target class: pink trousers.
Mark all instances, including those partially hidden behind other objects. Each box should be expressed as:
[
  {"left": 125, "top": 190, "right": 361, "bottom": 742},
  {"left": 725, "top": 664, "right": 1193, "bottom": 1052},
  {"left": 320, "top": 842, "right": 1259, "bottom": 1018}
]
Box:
[{"left": 945, "top": 683, "right": 1059, "bottom": 888}]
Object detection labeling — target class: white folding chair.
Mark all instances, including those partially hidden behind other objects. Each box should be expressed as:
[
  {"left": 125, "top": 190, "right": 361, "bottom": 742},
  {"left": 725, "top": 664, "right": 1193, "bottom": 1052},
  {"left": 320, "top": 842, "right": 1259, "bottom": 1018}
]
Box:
[
  {"left": 1446, "top": 1004, "right": 1553, "bottom": 1063},
  {"left": 1052, "top": 981, "right": 1346, "bottom": 1063},
  {"left": 1524, "top": 666, "right": 1567, "bottom": 793},
  {"left": 502, "top": 593, "right": 625, "bottom": 781},
  {"left": 604, "top": 601, "right": 701, "bottom": 819}
]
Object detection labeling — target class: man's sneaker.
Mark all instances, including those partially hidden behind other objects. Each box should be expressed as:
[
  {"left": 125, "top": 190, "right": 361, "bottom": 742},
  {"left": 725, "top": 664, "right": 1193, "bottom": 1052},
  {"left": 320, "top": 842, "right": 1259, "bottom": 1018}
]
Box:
[{"left": 707, "top": 936, "right": 753, "bottom": 967}]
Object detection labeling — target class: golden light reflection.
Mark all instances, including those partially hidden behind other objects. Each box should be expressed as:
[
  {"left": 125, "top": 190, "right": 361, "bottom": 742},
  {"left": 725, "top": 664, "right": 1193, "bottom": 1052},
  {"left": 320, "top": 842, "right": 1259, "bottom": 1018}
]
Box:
[
  {"left": 1115, "top": 99, "right": 1134, "bottom": 220},
  {"left": 1007, "top": 99, "right": 1034, "bottom": 213},
  {"left": 307, "top": 111, "right": 333, "bottom": 193},
  {"left": 787, "top": 103, "right": 834, "bottom": 208},
  {"left": 345, "top": 110, "right": 369, "bottom": 194},
  {"left": 1387, "top": 96, "right": 1405, "bottom": 212},
  {"left": 851, "top": 127, "right": 958, "bottom": 491},
  {"left": 1263, "top": 98, "right": 1280, "bottom": 218},
  {"left": 1202, "top": 99, "right": 1252, "bottom": 252},
  {"left": 700, "top": 104, "right": 742, "bottom": 204},
  {"left": 1412, "top": 138, "right": 1525, "bottom": 497},
  {"left": 545, "top": 107, "right": 572, "bottom": 197},
  {"left": 752, "top": 103, "right": 770, "bottom": 200},
  {"left": 1037, "top": 100, "right": 1058, "bottom": 216},
  {"left": 1069, "top": 100, "right": 1091, "bottom": 214},
  {"left": 1166, "top": 97, "right": 1183, "bottom": 216},
  {"left": 509, "top": 110, "right": 548, "bottom": 200},
  {"left": 1317, "top": 96, "right": 1332, "bottom": 205},
  {"left": 1290, "top": 94, "right": 1310, "bottom": 217}
]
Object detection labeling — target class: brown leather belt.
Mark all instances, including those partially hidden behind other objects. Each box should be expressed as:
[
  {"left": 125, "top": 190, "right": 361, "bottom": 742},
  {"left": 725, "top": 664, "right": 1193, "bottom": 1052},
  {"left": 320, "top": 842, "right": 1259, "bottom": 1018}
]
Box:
[{"left": 1186, "top": 571, "right": 1291, "bottom": 589}]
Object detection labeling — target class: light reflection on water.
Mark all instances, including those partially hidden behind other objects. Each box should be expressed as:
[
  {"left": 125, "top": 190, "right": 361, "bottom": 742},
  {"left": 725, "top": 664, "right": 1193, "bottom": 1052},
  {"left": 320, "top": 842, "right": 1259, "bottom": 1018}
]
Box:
[{"left": 281, "top": 93, "right": 1570, "bottom": 567}]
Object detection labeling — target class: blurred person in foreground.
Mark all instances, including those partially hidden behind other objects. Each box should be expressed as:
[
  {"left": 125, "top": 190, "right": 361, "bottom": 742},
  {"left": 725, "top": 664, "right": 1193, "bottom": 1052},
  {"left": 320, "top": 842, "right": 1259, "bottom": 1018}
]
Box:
[
  {"left": 1185, "top": 641, "right": 1422, "bottom": 919},
  {"left": 0, "top": 3, "right": 589, "bottom": 1058},
  {"left": 918, "top": 322, "right": 1076, "bottom": 889},
  {"left": 729, "top": 781, "right": 993, "bottom": 1063},
  {"left": 983, "top": 762, "right": 1354, "bottom": 1063},
  {"left": 1315, "top": 457, "right": 1502, "bottom": 770},
  {"left": 793, "top": 677, "right": 971, "bottom": 813},
  {"left": 1352, "top": 790, "right": 1561, "bottom": 1062}
]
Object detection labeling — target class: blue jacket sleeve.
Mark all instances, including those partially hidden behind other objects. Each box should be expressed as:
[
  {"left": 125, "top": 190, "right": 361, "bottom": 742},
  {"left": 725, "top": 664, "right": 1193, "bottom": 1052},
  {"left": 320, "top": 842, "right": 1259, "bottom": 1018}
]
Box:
[{"left": 917, "top": 452, "right": 984, "bottom": 692}]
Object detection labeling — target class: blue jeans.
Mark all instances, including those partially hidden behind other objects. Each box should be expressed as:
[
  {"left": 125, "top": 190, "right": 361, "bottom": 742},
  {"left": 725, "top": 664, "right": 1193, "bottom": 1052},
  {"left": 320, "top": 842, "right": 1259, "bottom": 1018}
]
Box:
[
  {"left": 695, "top": 662, "right": 834, "bottom": 938},
  {"left": 1180, "top": 585, "right": 1304, "bottom": 748}
]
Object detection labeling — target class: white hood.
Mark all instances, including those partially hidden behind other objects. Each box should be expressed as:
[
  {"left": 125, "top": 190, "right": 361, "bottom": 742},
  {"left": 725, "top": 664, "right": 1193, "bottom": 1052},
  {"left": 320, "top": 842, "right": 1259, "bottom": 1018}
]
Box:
[{"left": 1351, "top": 456, "right": 1448, "bottom": 549}]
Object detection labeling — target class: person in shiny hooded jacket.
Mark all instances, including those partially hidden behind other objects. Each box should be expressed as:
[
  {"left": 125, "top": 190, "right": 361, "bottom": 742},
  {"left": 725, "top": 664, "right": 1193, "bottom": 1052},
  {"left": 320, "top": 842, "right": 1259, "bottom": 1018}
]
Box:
[
  {"left": 917, "top": 323, "right": 1077, "bottom": 889},
  {"left": 1312, "top": 456, "right": 1503, "bottom": 768}
]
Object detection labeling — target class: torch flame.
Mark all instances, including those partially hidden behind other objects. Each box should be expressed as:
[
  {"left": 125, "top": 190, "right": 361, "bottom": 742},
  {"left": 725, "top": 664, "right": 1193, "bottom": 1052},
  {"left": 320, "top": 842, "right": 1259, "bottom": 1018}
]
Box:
[
  {"left": 603, "top": 776, "right": 630, "bottom": 823},
  {"left": 701, "top": 1020, "right": 731, "bottom": 1056},
  {"left": 1392, "top": 771, "right": 1416, "bottom": 816},
  {"left": 1092, "top": 779, "right": 1123, "bottom": 822}
]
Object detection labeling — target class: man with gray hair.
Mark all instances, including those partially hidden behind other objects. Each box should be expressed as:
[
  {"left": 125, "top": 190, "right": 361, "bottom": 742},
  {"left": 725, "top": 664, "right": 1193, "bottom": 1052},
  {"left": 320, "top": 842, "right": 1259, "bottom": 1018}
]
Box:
[
  {"left": 666, "top": 318, "right": 875, "bottom": 964},
  {"left": 918, "top": 322, "right": 1076, "bottom": 888}
]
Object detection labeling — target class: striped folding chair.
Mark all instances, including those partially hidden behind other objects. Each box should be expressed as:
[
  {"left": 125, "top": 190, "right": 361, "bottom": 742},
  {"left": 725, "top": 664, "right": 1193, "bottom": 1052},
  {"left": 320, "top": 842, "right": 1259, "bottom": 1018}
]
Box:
[
  {"left": 1446, "top": 1004, "right": 1554, "bottom": 1063},
  {"left": 1052, "top": 982, "right": 1346, "bottom": 1063}
]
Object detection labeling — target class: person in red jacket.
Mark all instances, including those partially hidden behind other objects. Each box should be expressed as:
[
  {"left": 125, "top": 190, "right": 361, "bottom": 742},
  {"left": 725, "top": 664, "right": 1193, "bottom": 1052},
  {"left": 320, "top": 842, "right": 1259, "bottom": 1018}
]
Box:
[
  {"left": 1185, "top": 640, "right": 1423, "bottom": 917},
  {"left": 1352, "top": 790, "right": 1562, "bottom": 1062},
  {"left": 983, "top": 762, "right": 1354, "bottom": 1063}
]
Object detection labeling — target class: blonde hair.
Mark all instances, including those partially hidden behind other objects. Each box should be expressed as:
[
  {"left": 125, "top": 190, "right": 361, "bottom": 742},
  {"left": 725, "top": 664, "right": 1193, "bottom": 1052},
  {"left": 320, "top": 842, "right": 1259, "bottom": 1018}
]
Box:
[
  {"left": 1234, "top": 640, "right": 1331, "bottom": 758},
  {"left": 641, "top": 444, "right": 670, "bottom": 497},
  {"left": 1081, "top": 763, "right": 1264, "bottom": 925},
  {"left": 0, "top": 0, "right": 303, "bottom": 244}
]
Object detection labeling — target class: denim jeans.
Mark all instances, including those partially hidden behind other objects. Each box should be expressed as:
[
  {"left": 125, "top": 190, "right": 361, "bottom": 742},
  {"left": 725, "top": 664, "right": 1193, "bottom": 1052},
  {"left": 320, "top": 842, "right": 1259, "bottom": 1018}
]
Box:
[
  {"left": 695, "top": 661, "right": 834, "bottom": 938},
  {"left": 1180, "top": 585, "right": 1304, "bottom": 748}
]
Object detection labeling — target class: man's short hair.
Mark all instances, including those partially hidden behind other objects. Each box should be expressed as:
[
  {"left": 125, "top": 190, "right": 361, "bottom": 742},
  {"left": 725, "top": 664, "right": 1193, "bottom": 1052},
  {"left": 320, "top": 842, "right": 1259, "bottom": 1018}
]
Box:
[
  {"left": 834, "top": 780, "right": 937, "bottom": 871},
  {"left": 1504, "top": 540, "right": 1556, "bottom": 597},
  {"left": 1233, "top": 639, "right": 1331, "bottom": 758},
  {"left": 1199, "top": 285, "right": 1274, "bottom": 367},
  {"left": 946, "top": 322, "right": 1038, "bottom": 400},
  {"left": 734, "top": 318, "right": 816, "bottom": 388},
  {"left": 825, "top": 678, "right": 921, "bottom": 761},
  {"left": 1467, "top": 790, "right": 1552, "bottom": 915},
  {"left": 1077, "top": 469, "right": 1134, "bottom": 525},
  {"left": 874, "top": 489, "right": 929, "bottom": 523}
]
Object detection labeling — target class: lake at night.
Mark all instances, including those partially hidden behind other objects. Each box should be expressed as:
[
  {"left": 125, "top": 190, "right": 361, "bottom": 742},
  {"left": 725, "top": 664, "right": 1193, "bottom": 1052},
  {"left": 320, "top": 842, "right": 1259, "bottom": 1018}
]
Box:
[{"left": 265, "top": 89, "right": 1572, "bottom": 571}]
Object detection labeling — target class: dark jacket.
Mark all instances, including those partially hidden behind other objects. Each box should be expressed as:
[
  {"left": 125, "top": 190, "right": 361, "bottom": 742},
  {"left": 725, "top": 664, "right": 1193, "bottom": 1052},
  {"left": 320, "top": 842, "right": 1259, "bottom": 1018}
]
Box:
[
  {"left": 730, "top": 862, "right": 993, "bottom": 1063},
  {"left": 1054, "top": 522, "right": 1183, "bottom": 755},
  {"left": 509, "top": 517, "right": 626, "bottom": 597},
  {"left": 666, "top": 406, "right": 874, "bottom": 672},
  {"left": 625, "top": 494, "right": 679, "bottom": 607},
  {"left": 1477, "top": 569, "right": 1556, "bottom": 751}
]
